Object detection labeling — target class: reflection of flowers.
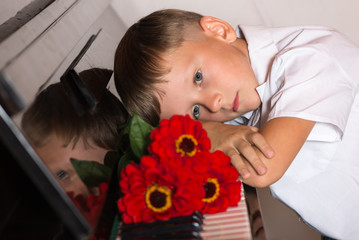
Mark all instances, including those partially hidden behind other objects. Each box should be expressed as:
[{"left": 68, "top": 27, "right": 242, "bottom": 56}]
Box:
[
  {"left": 67, "top": 182, "right": 108, "bottom": 229},
  {"left": 118, "top": 155, "right": 204, "bottom": 224},
  {"left": 117, "top": 115, "right": 242, "bottom": 224}
]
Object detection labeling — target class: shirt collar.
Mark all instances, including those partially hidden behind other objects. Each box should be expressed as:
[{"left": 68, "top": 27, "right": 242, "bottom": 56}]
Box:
[
  {"left": 228, "top": 25, "right": 274, "bottom": 125},
  {"left": 236, "top": 25, "right": 279, "bottom": 86},
  {"left": 236, "top": 26, "right": 245, "bottom": 40},
  {"left": 256, "top": 81, "right": 267, "bottom": 102}
]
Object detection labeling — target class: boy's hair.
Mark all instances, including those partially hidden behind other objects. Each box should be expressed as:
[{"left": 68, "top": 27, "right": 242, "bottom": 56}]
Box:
[
  {"left": 114, "top": 9, "right": 203, "bottom": 126},
  {"left": 21, "top": 68, "right": 129, "bottom": 150}
]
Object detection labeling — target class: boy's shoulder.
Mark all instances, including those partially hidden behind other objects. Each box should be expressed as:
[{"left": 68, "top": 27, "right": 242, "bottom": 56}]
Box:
[
  {"left": 240, "top": 24, "right": 358, "bottom": 64},
  {"left": 239, "top": 24, "right": 338, "bottom": 45}
]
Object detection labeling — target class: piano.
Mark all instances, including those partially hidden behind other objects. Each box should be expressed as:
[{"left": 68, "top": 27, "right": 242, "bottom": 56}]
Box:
[
  {"left": 200, "top": 185, "right": 252, "bottom": 240},
  {"left": 0, "top": 1, "right": 264, "bottom": 239}
]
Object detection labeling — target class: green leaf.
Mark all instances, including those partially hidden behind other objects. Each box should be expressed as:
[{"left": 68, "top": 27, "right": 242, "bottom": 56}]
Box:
[
  {"left": 129, "top": 114, "right": 154, "bottom": 159},
  {"left": 109, "top": 214, "right": 120, "bottom": 240},
  {"left": 70, "top": 158, "right": 112, "bottom": 188}
]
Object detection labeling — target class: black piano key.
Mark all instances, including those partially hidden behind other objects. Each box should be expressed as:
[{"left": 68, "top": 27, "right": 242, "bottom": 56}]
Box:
[
  {"left": 120, "top": 212, "right": 204, "bottom": 240},
  {"left": 121, "top": 212, "right": 203, "bottom": 232}
]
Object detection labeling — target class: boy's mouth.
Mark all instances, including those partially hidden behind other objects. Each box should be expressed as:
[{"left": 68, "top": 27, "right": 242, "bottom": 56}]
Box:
[{"left": 232, "top": 92, "right": 239, "bottom": 112}]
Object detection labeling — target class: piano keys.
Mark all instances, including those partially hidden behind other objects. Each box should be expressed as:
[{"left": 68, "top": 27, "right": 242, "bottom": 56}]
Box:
[{"left": 200, "top": 184, "right": 252, "bottom": 240}]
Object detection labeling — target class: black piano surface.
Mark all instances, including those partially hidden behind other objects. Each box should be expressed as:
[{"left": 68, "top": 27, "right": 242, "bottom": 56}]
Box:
[{"left": 0, "top": 104, "right": 91, "bottom": 240}]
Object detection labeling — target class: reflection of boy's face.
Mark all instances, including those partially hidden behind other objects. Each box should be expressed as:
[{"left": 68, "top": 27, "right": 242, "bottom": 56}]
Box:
[
  {"left": 159, "top": 27, "right": 261, "bottom": 122},
  {"left": 35, "top": 135, "right": 108, "bottom": 197}
]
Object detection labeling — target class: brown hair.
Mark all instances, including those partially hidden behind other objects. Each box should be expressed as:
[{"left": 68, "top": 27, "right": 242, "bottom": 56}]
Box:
[
  {"left": 21, "top": 68, "right": 129, "bottom": 150},
  {"left": 114, "top": 9, "right": 203, "bottom": 126}
]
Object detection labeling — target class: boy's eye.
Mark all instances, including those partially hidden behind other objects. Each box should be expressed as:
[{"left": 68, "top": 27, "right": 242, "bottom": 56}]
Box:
[
  {"left": 56, "top": 170, "right": 69, "bottom": 180},
  {"left": 193, "top": 105, "right": 200, "bottom": 119},
  {"left": 194, "top": 70, "right": 203, "bottom": 84}
]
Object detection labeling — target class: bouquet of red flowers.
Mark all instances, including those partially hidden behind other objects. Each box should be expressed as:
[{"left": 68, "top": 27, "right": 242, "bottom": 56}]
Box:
[
  {"left": 69, "top": 114, "right": 242, "bottom": 238},
  {"left": 117, "top": 115, "right": 242, "bottom": 224}
]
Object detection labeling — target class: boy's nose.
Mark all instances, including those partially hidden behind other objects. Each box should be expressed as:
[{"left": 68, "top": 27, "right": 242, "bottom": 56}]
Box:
[{"left": 206, "top": 93, "right": 222, "bottom": 112}]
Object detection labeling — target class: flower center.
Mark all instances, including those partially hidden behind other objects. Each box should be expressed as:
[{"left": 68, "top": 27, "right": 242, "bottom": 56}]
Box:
[
  {"left": 145, "top": 184, "right": 172, "bottom": 213},
  {"left": 175, "top": 134, "right": 198, "bottom": 157},
  {"left": 203, "top": 178, "right": 220, "bottom": 203}
]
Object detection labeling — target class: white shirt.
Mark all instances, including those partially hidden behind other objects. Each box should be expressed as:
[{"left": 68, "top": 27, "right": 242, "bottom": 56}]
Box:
[{"left": 236, "top": 25, "right": 359, "bottom": 239}]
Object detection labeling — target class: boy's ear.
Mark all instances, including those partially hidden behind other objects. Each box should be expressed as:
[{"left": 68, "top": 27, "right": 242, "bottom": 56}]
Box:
[{"left": 200, "top": 16, "right": 237, "bottom": 43}]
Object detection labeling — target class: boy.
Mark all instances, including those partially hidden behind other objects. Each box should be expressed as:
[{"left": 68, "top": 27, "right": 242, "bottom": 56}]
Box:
[
  {"left": 113, "top": 9, "right": 359, "bottom": 239},
  {"left": 22, "top": 68, "right": 129, "bottom": 197}
]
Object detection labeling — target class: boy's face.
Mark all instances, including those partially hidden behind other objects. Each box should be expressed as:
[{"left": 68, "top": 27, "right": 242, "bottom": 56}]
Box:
[
  {"left": 159, "top": 32, "right": 261, "bottom": 122},
  {"left": 36, "top": 135, "right": 108, "bottom": 197}
]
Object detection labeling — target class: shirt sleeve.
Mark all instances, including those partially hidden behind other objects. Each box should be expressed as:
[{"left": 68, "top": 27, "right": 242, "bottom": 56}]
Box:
[{"left": 267, "top": 47, "right": 357, "bottom": 142}]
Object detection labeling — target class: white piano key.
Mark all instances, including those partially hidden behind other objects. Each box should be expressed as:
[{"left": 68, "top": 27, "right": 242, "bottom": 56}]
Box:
[{"left": 200, "top": 184, "right": 252, "bottom": 240}]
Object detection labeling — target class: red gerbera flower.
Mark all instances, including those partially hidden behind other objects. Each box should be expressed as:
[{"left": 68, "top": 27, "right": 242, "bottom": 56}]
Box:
[
  {"left": 118, "top": 155, "right": 205, "bottom": 224},
  {"left": 148, "top": 115, "right": 211, "bottom": 162},
  {"left": 199, "top": 151, "right": 242, "bottom": 214}
]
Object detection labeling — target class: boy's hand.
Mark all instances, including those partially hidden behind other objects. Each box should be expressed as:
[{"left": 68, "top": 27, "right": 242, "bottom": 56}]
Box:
[{"left": 201, "top": 121, "right": 274, "bottom": 179}]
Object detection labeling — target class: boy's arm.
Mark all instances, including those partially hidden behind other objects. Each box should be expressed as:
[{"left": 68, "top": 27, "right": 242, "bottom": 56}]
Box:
[
  {"left": 201, "top": 121, "right": 275, "bottom": 178},
  {"left": 241, "top": 117, "right": 315, "bottom": 188}
]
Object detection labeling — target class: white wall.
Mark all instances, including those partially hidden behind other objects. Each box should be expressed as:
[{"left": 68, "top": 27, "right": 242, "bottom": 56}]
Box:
[{"left": 111, "top": 0, "right": 359, "bottom": 45}]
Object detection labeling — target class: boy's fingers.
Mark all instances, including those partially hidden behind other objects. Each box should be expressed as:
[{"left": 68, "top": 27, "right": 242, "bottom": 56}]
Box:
[
  {"left": 235, "top": 141, "right": 267, "bottom": 175},
  {"left": 227, "top": 149, "right": 251, "bottom": 179},
  {"left": 248, "top": 132, "right": 275, "bottom": 159}
]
